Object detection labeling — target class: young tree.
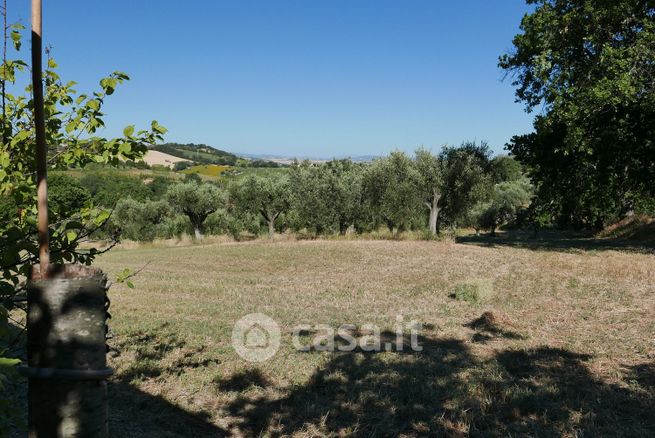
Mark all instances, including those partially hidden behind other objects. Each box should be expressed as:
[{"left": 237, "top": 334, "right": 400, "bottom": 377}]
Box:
[
  {"left": 166, "top": 182, "right": 226, "bottom": 239},
  {"left": 0, "top": 28, "right": 165, "bottom": 412},
  {"left": 414, "top": 148, "right": 444, "bottom": 235},
  {"left": 231, "top": 174, "right": 290, "bottom": 236}
]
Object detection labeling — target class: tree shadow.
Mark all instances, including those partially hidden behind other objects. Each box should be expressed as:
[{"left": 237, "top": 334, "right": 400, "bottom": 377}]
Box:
[
  {"left": 456, "top": 230, "right": 655, "bottom": 254},
  {"left": 107, "top": 326, "right": 226, "bottom": 437},
  {"left": 222, "top": 333, "right": 655, "bottom": 436}
]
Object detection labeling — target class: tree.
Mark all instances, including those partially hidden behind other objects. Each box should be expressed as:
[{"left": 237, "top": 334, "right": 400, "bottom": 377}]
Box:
[
  {"left": 438, "top": 142, "right": 492, "bottom": 230},
  {"left": 79, "top": 170, "right": 151, "bottom": 207},
  {"left": 470, "top": 178, "right": 533, "bottom": 236},
  {"left": 48, "top": 173, "right": 91, "bottom": 219},
  {"left": 500, "top": 0, "right": 655, "bottom": 229},
  {"left": 489, "top": 155, "right": 523, "bottom": 184},
  {"left": 231, "top": 174, "right": 290, "bottom": 236},
  {"left": 112, "top": 198, "right": 172, "bottom": 242},
  {"left": 0, "top": 27, "right": 165, "bottom": 417},
  {"left": 165, "top": 182, "right": 226, "bottom": 239},
  {"left": 363, "top": 151, "right": 422, "bottom": 235},
  {"left": 414, "top": 148, "right": 444, "bottom": 236}
]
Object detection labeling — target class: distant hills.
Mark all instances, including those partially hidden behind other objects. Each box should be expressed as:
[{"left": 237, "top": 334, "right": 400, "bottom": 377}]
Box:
[
  {"left": 151, "top": 143, "right": 280, "bottom": 167},
  {"left": 150, "top": 143, "right": 379, "bottom": 168},
  {"left": 236, "top": 152, "right": 379, "bottom": 164}
]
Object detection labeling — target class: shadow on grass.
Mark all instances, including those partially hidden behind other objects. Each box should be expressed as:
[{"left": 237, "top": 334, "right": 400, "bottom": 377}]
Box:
[
  {"left": 456, "top": 230, "right": 655, "bottom": 254},
  {"left": 464, "top": 312, "right": 526, "bottom": 344},
  {"left": 107, "top": 327, "right": 227, "bottom": 437},
  {"left": 102, "top": 326, "right": 655, "bottom": 436},
  {"left": 14, "top": 298, "right": 651, "bottom": 438},
  {"left": 221, "top": 334, "right": 655, "bottom": 436}
]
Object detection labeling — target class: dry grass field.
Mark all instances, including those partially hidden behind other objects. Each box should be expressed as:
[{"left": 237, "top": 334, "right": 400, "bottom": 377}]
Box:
[{"left": 94, "top": 236, "right": 655, "bottom": 437}]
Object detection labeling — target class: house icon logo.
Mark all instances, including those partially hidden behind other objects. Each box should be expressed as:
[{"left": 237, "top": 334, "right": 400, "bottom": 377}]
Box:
[{"left": 232, "top": 313, "right": 281, "bottom": 362}]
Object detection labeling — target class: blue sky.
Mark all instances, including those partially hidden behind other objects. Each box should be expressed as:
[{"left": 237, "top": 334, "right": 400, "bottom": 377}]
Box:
[{"left": 9, "top": 1, "right": 534, "bottom": 158}]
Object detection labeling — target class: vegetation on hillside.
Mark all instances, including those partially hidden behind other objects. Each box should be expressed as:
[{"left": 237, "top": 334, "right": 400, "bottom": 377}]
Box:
[{"left": 153, "top": 142, "right": 280, "bottom": 168}]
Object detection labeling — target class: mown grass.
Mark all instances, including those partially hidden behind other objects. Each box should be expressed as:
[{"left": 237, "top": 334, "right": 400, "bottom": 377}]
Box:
[{"left": 89, "top": 236, "right": 655, "bottom": 436}]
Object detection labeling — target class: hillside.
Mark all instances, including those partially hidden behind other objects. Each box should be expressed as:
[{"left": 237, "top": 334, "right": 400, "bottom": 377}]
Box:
[
  {"left": 152, "top": 143, "right": 279, "bottom": 168},
  {"left": 141, "top": 150, "right": 190, "bottom": 169}
]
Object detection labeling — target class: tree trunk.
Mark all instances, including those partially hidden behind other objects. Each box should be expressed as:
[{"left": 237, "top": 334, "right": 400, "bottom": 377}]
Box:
[
  {"left": 268, "top": 218, "right": 275, "bottom": 237},
  {"left": 427, "top": 190, "right": 441, "bottom": 235},
  {"left": 194, "top": 227, "right": 203, "bottom": 240}
]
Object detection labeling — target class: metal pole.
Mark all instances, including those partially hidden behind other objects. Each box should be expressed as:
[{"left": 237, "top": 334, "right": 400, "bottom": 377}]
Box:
[{"left": 31, "top": 0, "right": 49, "bottom": 276}]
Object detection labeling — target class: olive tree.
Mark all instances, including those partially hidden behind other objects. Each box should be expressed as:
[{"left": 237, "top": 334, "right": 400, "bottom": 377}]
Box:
[
  {"left": 231, "top": 174, "right": 290, "bottom": 236},
  {"left": 112, "top": 198, "right": 172, "bottom": 241},
  {"left": 438, "top": 142, "right": 492, "bottom": 230},
  {"left": 469, "top": 178, "right": 533, "bottom": 236},
  {"left": 363, "top": 151, "right": 422, "bottom": 235},
  {"left": 165, "top": 182, "right": 226, "bottom": 239},
  {"left": 414, "top": 148, "right": 444, "bottom": 235}
]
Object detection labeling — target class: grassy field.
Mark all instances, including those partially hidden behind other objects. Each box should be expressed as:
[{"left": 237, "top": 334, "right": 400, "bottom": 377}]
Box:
[{"left": 89, "top": 235, "right": 655, "bottom": 437}]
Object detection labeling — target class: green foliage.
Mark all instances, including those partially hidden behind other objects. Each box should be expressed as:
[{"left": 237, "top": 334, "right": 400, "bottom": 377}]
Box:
[
  {"left": 501, "top": 0, "right": 655, "bottom": 229},
  {"left": 48, "top": 173, "right": 91, "bottom": 219},
  {"left": 230, "top": 174, "right": 291, "bottom": 236},
  {"left": 174, "top": 161, "right": 193, "bottom": 171},
  {"left": 363, "top": 151, "right": 422, "bottom": 235},
  {"left": 112, "top": 198, "right": 172, "bottom": 241},
  {"left": 468, "top": 178, "right": 533, "bottom": 235},
  {"left": 289, "top": 160, "right": 365, "bottom": 235},
  {"left": 80, "top": 171, "right": 149, "bottom": 207},
  {"left": 0, "top": 28, "right": 165, "bottom": 422},
  {"left": 165, "top": 182, "right": 226, "bottom": 237},
  {"left": 489, "top": 155, "right": 523, "bottom": 184},
  {"left": 439, "top": 141, "right": 492, "bottom": 228}
]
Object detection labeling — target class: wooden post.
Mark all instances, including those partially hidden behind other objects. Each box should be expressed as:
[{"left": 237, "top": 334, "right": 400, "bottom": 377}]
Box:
[{"left": 31, "top": 0, "right": 49, "bottom": 276}]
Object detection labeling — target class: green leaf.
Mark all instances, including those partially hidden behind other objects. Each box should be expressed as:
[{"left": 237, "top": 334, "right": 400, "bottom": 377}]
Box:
[
  {"left": 10, "top": 31, "right": 21, "bottom": 50},
  {"left": 0, "top": 357, "right": 21, "bottom": 367},
  {"left": 151, "top": 120, "right": 168, "bottom": 134},
  {"left": 123, "top": 125, "right": 135, "bottom": 137},
  {"left": 94, "top": 209, "right": 111, "bottom": 226},
  {"left": 126, "top": 281, "right": 135, "bottom": 289},
  {"left": 87, "top": 99, "right": 100, "bottom": 111},
  {"left": 65, "top": 230, "right": 78, "bottom": 243}
]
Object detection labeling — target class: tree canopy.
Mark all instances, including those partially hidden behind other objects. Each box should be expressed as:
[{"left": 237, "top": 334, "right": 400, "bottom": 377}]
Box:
[{"left": 501, "top": 0, "right": 655, "bottom": 228}]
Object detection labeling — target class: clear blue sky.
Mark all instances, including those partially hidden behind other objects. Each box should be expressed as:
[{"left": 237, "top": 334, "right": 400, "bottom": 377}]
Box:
[{"left": 9, "top": 1, "right": 534, "bottom": 158}]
